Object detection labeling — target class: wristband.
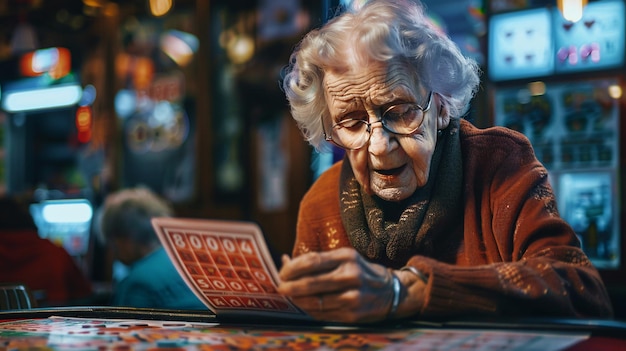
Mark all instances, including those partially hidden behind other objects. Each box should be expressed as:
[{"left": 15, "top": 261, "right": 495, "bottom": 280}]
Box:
[
  {"left": 387, "top": 273, "right": 401, "bottom": 318},
  {"left": 400, "top": 266, "right": 428, "bottom": 283}
]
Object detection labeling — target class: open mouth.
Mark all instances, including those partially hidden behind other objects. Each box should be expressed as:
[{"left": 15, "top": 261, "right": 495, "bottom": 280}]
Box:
[{"left": 375, "top": 164, "right": 406, "bottom": 176}]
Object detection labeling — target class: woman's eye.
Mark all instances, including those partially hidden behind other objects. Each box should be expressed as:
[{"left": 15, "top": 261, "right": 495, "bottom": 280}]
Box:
[
  {"left": 341, "top": 111, "right": 367, "bottom": 121},
  {"left": 336, "top": 111, "right": 366, "bottom": 123},
  {"left": 336, "top": 119, "right": 363, "bottom": 129},
  {"left": 385, "top": 105, "right": 416, "bottom": 122}
]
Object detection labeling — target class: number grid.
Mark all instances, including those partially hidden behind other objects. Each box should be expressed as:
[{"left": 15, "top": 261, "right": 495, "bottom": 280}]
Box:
[{"left": 163, "top": 228, "right": 300, "bottom": 314}]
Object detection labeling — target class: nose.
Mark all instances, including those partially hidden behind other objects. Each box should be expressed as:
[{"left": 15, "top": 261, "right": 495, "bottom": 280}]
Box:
[{"left": 368, "top": 121, "right": 394, "bottom": 154}]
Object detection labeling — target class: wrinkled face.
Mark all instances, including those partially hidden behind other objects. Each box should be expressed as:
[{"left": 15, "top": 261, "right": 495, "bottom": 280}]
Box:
[{"left": 324, "top": 60, "right": 448, "bottom": 202}]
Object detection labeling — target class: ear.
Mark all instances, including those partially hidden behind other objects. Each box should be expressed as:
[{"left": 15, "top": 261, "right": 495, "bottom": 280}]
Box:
[{"left": 437, "top": 103, "right": 450, "bottom": 130}]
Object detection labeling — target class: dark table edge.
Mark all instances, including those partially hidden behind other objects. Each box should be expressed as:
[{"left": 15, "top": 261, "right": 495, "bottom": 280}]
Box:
[{"left": 1, "top": 306, "right": 625, "bottom": 339}]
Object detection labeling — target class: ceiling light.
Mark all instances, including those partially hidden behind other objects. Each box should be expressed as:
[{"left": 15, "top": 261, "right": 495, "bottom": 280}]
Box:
[
  {"left": 558, "top": 0, "right": 587, "bottom": 22},
  {"left": 2, "top": 84, "right": 82, "bottom": 112}
]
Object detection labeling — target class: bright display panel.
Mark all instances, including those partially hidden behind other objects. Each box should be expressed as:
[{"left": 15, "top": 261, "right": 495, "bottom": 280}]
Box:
[
  {"left": 493, "top": 79, "right": 621, "bottom": 269},
  {"left": 488, "top": 8, "right": 554, "bottom": 81}
]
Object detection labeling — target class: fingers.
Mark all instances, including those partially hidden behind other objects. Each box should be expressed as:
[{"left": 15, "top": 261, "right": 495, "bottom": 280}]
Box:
[
  {"left": 278, "top": 248, "right": 389, "bottom": 298},
  {"left": 289, "top": 289, "right": 389, "bottom": 324},
  {"left": 277, "top": 248, "right": 399, "bottom": 323},
  {"left": 291, "top": 291, "right": 355, "bottom": 319},
  {"left": 281, "top": 254, "right": 290, "bottom": 264},
  {"left": 279, "top": 247, "right": 358, "bottom": 281},
  {"left": 289, "top": 295, "right": 326, "bottom": 313},
  {"left": 278, "top": 249, "right": 364, "bottom": 298},
  {"left": 278, "top": 249, "right": 427, "bottom": 323},
  {"left": 278, "top": 252, "right": 327, "bottom": 281},
  {"left": 278, "top": 266, "right": 353, "bottom": 297}
]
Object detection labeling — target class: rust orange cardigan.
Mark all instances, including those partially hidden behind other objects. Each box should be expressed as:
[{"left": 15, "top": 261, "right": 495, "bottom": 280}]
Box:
[{"left": 292, "top": 119, "right": 613, "bottom": 318}]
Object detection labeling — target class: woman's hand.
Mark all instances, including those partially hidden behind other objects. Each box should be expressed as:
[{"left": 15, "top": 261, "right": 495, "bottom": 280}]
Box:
[{"left": 277, "top": 247, "right": 397, "bottom": 323}]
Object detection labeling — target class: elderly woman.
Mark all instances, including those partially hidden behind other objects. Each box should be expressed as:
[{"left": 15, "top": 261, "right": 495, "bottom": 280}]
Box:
[{"left": 277, "top": 0, "right": 612, "bottom": 323}]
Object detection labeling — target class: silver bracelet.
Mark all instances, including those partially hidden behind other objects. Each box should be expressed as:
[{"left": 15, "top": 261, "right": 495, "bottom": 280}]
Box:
[
  {"left": 400, "top": 266, "right": 428, "bottom": 283},
  {"left": 388, "top": 273, "right": 401, "bottom": 318}
]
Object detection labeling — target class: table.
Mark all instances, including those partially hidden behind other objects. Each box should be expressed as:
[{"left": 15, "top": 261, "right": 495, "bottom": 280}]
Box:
[{"left": 1, "top": 307, "right": 625, "bottom": 350}]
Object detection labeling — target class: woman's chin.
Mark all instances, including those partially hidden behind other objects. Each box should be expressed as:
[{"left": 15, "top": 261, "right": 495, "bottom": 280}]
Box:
[
  {"left": 372, "top": 187, "right": 413, "bottom": 202},
  {"left": 370, "top": 172, "right": 417, "bottom": 201}
]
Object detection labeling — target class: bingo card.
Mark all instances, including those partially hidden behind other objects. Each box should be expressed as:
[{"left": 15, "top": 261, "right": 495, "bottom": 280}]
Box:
[{"left": 151, "top": 217, "right": 309, "bottom": 319}]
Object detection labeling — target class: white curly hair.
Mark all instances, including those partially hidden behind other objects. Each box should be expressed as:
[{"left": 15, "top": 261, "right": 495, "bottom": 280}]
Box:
[{"left": 282, "top": 0, "right": 481, "bottom": 151}]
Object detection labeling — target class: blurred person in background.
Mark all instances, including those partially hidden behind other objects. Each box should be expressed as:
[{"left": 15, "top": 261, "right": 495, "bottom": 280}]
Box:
[
  {"left": 0, "top": 196, "right": 93, "bottom": 307},
  {"left": 99, "top": 186, "right": 205, "bottom": 310}
]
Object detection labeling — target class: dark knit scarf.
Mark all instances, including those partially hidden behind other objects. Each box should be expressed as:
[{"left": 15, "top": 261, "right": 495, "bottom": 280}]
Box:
[{"left": 339, "top": 118, "right": 463, "bottom": 268}]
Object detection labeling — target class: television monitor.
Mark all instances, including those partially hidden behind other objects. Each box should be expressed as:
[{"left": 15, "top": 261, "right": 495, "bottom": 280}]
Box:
[
  {"left": 552, "top": 0, "right": 625, "bottom": 74},
  {"left": 29, "top": 198, "right": 93, "bottom": 257},
  {"left": 488, "top": 8, "right": 554, "bottom": 81}
]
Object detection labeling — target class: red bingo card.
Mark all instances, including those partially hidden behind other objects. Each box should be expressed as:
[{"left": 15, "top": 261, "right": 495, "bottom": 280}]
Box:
[{"left": 151, "top": 217, "right": 309, "bottom": 319}]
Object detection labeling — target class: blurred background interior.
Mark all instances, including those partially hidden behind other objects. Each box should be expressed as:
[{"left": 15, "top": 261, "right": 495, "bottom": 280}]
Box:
[{"left": 0, "top": 0, "right": 624, "bottom": 317}]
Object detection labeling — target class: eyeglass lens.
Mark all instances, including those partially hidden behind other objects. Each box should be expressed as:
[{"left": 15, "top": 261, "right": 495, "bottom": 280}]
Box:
[{"left": 330, "top": 92, "right": 432, "bottom": 149}]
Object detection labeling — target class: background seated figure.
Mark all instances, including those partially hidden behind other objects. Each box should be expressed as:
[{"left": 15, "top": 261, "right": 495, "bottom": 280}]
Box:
[
  {"left": 99, "top": 186, "right": 205, "bottom": 310},
  {"left": 0, "top": 196, "right": 93, "bottom": 307}
]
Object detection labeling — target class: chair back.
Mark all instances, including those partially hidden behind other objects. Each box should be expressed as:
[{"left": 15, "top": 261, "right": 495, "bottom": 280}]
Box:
[{"left": 0, "top": 284, "right": 35, "bottom": 310}]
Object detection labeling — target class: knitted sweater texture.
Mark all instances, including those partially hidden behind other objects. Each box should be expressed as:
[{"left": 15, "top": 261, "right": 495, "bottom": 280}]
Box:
[{"left": 293, "top": 119, "right": 613, "bottom": 318}]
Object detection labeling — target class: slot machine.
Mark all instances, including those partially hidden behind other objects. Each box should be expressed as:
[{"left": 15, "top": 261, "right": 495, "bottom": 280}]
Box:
[
  {"left": 29, "top": 198, "right": 93, "bottom": 271},
  {"left": 0, "top": 47, "right": 97, "bottom": 275},
  {"left": 487, "top": 0, "right": 624, "bottom": 287}
]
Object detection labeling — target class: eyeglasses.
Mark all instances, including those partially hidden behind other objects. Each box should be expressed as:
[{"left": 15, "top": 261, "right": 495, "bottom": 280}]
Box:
[{"left": 323, "top": 91, "right": 433, "bottom": 150}]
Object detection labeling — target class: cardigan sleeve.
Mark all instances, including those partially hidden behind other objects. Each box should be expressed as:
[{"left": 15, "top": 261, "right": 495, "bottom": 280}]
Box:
[
  {"left": 406, "top": 126, "right": 613, "bottom": 318},
  {"left": 293, "top": 161, "right": 352, "bottom": 257},
  {"left": 407, "top": 249, "right": 613, "bottom": 318}
]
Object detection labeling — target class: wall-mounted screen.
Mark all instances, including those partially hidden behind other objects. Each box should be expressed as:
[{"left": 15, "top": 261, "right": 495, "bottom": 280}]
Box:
[
  {"left": 488, "top": 8, "right": 554, "bottom": 81},
  {"left": 553, "top": 0, "right": 625, "bottom": 74},
  {"left": 488, "top": 0, "right": 625, "bottom": 82}
]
